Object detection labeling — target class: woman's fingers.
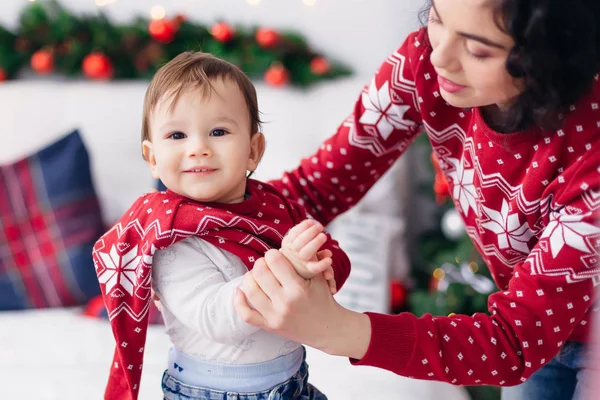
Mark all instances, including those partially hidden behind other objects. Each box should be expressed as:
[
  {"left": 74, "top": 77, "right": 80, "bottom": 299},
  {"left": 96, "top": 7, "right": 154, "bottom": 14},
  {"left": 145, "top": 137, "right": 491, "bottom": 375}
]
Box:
[
  {"left": 252, "top": 256, "right": 284, "bottom": 297},
  {"left": 240, "top": 268, "right": 273, "bottom": 312},
  {"left": 234, "top": 288, "right": 267, "bottom": 329},
  {"left": 322, "top": 265, "right": 335, "bottom": 281},
  {"left": 264, "top": 249, "right": 307, "bottom": 288}
]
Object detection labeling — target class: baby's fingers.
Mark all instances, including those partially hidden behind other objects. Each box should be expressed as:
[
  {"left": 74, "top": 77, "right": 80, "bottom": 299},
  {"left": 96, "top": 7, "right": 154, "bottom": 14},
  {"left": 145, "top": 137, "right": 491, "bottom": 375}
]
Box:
[
  {"left": 327, "top": 278, "right": 337, "bottom": 295},
  {"left": 316, "top": 249, "right": 332, "bottom": 260},
  {"left": 306, "top": 256, "right": 332, "bottom": 275},
  {"left": 297, "top": 231, "right": 327, "bottom": 260},
  {"left": 283, "top": 219, "right": 318, "bottom": 247}
]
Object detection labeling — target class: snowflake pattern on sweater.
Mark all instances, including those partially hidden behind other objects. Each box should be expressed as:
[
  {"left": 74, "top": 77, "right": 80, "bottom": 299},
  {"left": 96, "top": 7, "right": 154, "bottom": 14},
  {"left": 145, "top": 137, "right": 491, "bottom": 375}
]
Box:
[{"left": 269, "top": 28, "right": 600, "bottom": 386}]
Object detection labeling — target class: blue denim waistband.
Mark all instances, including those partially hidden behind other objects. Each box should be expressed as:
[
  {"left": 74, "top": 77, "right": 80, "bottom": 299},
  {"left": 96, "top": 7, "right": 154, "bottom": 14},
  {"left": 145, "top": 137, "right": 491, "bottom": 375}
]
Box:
[{"left": 167, "top": 346, "right": 305, "bottom": 393}]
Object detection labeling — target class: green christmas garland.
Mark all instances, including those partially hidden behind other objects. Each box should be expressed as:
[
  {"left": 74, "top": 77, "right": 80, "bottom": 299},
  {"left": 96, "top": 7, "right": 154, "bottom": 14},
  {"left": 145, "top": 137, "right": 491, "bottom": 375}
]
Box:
[{"left": 0, "top": 0, "right": 351, "bottom": 86}]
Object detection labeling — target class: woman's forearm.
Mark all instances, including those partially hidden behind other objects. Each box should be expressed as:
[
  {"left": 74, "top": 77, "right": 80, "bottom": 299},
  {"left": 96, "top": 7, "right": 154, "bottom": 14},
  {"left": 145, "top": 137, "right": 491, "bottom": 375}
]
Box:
[{"left": 319, "top": 304, "right": 371, "bottom": 360}]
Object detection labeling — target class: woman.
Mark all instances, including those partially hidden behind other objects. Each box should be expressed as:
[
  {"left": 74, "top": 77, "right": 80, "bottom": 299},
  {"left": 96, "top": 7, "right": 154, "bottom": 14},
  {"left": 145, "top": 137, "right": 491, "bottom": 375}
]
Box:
[{"left": 234, "top": 0, "right": 600, "bottom": 399}]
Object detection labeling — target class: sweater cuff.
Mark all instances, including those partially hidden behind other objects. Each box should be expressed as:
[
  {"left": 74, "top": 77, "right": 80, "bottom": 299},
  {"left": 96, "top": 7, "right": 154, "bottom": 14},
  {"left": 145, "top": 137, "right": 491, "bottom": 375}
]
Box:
[
  {"left": 333, "top": 264, "right": 348, "bottom": 290},
  {"left": 350, "top": 312, "right": 417, "bottom": 375}
]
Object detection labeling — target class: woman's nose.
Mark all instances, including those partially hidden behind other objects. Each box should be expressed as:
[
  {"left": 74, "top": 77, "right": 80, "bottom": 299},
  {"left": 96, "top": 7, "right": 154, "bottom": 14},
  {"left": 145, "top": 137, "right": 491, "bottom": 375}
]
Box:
[{"left": 430, "top": 35, "right": 460, "bottom": 73}]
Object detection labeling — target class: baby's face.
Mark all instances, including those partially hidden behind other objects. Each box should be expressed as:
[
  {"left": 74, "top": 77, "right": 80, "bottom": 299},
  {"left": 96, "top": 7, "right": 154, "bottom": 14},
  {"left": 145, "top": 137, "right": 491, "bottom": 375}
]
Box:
[{"left": 143, "top": 78, "right": 263, "bottom": 204}]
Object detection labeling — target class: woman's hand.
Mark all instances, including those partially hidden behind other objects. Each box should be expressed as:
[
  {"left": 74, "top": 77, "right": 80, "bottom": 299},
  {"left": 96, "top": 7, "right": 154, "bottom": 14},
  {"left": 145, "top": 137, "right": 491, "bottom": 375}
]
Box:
[{"left": 234, "top": 249, "right": 371, "bottom": 359}]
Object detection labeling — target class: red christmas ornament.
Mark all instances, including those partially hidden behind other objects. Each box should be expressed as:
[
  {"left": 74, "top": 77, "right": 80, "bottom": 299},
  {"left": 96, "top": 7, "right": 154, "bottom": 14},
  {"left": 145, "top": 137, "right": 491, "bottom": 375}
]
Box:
[
  {"left": 434, "top": 173, "right": 450, "bottom": 204},
  {"left": 82, "top": 52, "right": 114, "bottom": 80},
  {"left": 390, "top": 279, "right": 407, "bottom": 310},
  {"left": 31, "top": 49, "right": 54, "bottom": 75},
  {"left": 264, "top": 64, "right": 289, "bottom": 86},
  {"left": 0, "top": 68, "right": 7, "bottom": 82},
  {"left": 429, "top": 276, "right": 439, "bottom": 292},
  {"left": 149, "top": 19, "right": 177, "bottom": 44},
  {"left": 255, "top": 28, "right": 281, "bottom": 48},
  {"left": 211, "top": 22, "right": 234, "bottom": 43},
  {"left": 310, "top": 57, "right": 331, "bottom": 75},
  {"left": 431, "top": 153, "right": 450, "bottom": 204}
]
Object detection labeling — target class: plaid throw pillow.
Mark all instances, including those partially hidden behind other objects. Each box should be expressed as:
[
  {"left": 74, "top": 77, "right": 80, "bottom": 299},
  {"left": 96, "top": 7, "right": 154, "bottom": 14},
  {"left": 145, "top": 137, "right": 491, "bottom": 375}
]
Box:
[{"left": 0, "top": 130, "right": 104, "bottom": 310}]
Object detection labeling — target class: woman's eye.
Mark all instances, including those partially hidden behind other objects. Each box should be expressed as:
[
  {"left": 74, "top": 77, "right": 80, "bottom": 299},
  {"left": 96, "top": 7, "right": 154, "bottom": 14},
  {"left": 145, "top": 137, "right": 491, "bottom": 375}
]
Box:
[
  {"left": 428, "top": 16, "right": 441, "bottom": 25},
  {"left": 467, "top": 48, "right": 490, "bottom": 61},
  {"left": 169, "top": 131, "right": 186, "bottom": 140},
  {"left": 210, "top": 129, "right": 227, "bottom": 137},
  {"left": 428, "top": 9, "right": 441, "bottom": 25}
]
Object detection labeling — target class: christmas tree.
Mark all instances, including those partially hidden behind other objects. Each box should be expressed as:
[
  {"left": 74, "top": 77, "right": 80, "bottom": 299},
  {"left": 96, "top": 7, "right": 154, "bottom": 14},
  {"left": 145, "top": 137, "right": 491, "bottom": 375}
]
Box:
[{"left": 404, "top": 135, "right": 501, "bottom": 400}]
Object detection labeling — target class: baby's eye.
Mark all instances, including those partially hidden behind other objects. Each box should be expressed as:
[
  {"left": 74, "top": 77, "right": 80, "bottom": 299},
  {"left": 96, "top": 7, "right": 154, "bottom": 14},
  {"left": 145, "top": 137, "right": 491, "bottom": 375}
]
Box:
[
  {"left": 210, "top": 129, "right": 228, "bottom": 137},
  {"left": 169, "top": 131, "right": 186, "bottom": 140}
]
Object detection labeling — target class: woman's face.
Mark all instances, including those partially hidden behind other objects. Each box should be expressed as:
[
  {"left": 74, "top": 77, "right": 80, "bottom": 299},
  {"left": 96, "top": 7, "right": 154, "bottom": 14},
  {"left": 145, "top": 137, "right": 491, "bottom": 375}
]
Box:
[{"left": 427, "top": 0, "right": 523, "bottom": 110}]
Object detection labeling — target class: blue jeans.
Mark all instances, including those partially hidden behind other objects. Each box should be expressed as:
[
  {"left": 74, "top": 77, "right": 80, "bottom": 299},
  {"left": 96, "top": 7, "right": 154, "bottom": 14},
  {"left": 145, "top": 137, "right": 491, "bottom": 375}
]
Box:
[
  {"left": 162, "top": 359, "right": 327, "bottom": 400},
  {"left": 502, "top": 342, "right": 595, "bottom": 400}
]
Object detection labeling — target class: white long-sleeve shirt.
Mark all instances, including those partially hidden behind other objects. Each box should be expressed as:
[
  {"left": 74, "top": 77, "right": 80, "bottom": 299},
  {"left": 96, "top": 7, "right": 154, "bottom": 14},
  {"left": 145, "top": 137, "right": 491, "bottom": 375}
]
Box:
[{"left": 152, "top": 237, "right": 301, "bottom": 364}]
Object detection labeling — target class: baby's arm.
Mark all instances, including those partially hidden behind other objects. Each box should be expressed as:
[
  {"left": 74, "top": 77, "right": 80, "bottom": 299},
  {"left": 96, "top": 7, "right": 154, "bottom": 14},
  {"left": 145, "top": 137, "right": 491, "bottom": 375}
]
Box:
[{"left": 152, "top": 238, "right": 260, "bottom": 343}]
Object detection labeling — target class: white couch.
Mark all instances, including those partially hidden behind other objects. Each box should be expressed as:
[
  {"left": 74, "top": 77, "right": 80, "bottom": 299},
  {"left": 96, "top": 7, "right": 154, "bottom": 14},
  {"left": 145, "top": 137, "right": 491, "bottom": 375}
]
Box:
[{"left": 0, "top": 79, "right": 469, "bottom": 400}]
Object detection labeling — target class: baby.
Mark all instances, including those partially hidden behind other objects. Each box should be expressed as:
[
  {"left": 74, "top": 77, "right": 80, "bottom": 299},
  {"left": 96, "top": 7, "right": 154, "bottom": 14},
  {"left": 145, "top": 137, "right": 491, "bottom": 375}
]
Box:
[{"left": 92, "top": 51, "right": 350, "bottom": 400}]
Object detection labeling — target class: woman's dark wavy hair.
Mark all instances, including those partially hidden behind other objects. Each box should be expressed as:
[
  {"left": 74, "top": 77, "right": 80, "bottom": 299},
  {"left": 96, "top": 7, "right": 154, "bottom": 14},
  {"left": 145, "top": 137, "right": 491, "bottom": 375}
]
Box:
[{"left": 420, "top": 0, "right": 600, "bottom": 132}]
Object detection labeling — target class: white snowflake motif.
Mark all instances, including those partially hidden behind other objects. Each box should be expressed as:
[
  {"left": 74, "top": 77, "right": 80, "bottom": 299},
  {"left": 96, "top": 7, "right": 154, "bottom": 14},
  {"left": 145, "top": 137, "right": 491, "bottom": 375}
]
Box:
[
  {"left": 359, "top": 79, "right": 413, "bottom": 140},
  {"left": 541, "top": 210, "right": 600, "bottom": 257},
  {"left": 481, "top": 199, "right": 534, "bottom": 253},
  {"left": 97, "top": 245, "right": 142, "bottom": 296},
  {"left": 446, "top": 157, "right": 478, "bottom": 216}
]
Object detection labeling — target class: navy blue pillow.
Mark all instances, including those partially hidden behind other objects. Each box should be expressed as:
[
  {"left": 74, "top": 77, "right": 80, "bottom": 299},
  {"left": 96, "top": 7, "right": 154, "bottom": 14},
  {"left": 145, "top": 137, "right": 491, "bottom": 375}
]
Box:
[{"left": 0, "top": 130, "right": 104, "bottom": 310}]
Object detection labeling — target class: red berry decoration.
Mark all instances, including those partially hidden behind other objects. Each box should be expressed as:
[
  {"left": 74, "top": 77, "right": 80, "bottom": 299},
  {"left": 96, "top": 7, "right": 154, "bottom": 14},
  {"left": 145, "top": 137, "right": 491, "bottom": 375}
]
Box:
[
  {"left": 0, "top": 68, "right": 7, "bottom": 82},
  {"left": 82, "top": 52, "right": 114, "bottom": 80},
  {"left": 255, "top": 28, "right": 281, "bottom": 48},
  {"left": 211, "top": 22, "right": 234, "bottom": 43},
  {"left": 31, "top": 49, "right": 54, "bottom": 75},
  {"left": 170, "top": 14, "right": 186, "bottom": 31},
  {"left": 264, "top": 64, "right": 289, "bottom": 86},
  {"left": 310, "top": 56, "right": 331, "bottom": 75},
  {"left": 149, "top": 19, "right": 177, "bottom": 44}
]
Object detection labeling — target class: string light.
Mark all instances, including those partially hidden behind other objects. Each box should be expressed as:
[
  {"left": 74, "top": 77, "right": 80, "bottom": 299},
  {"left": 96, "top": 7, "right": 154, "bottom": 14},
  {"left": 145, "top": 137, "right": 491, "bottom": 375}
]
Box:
[
  {"left": 303, "top": 0, "right": 317, "bottom": 6},
  {"left": 468, "top": 262, "right": 479, "bottom": 274},
  {"left": 150, "top": 5, "right": 166, "bottom": 20},
  {"left": 247, "top": 0, "right": 262, "bottom": 5},
  {"left": 433, "top": 268, "right": 445, "bottom": 281}
]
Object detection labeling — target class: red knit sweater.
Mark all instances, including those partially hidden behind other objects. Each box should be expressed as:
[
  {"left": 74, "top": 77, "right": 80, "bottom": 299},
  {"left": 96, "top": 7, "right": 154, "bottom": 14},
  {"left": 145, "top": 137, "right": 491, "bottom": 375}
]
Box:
[{"left": 269, "top": 28, "right": 600, "bottom": 386}]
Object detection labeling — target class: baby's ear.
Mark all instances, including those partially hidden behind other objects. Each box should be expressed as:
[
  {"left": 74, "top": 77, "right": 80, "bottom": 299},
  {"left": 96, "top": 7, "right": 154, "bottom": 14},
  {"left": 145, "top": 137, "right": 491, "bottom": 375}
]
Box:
[
  {"left": 142, "top": 140, "right": 160, "bottom": 179},
  {"left": 248, "top": 132, "right": 266, "bottom": 172}
]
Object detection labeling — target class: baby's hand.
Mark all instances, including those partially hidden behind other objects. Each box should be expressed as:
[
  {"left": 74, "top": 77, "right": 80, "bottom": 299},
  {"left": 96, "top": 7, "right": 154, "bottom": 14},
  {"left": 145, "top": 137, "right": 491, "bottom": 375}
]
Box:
[{"left": 280, "top": 219, "right": 337, "bottom": 294}]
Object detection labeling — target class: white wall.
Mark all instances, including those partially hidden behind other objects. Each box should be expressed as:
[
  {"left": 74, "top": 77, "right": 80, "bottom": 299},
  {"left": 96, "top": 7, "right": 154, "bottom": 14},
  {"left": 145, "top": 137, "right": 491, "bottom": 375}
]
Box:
[
  {"left": 0, "top": 0, "right": 423, "bottom": 77},
  {"left": 0, "top": 0, "right": 425, "bottom": 289}
]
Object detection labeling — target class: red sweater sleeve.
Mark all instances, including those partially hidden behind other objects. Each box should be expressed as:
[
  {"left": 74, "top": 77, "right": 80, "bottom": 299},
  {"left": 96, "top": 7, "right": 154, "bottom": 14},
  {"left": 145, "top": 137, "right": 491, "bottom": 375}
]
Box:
[
  {"left": 268, "top": 29, "right": 426, "bottom": 226},
  {"left": 353, "top": 149, "right": 600, "bottom": 386}
]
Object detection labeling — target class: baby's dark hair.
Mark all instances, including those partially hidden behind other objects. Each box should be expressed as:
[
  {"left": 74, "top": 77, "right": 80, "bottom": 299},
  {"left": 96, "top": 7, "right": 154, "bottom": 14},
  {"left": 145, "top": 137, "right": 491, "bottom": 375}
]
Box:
[{"left": 421, "top": 0, "right": 600, "bottom": 132}]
